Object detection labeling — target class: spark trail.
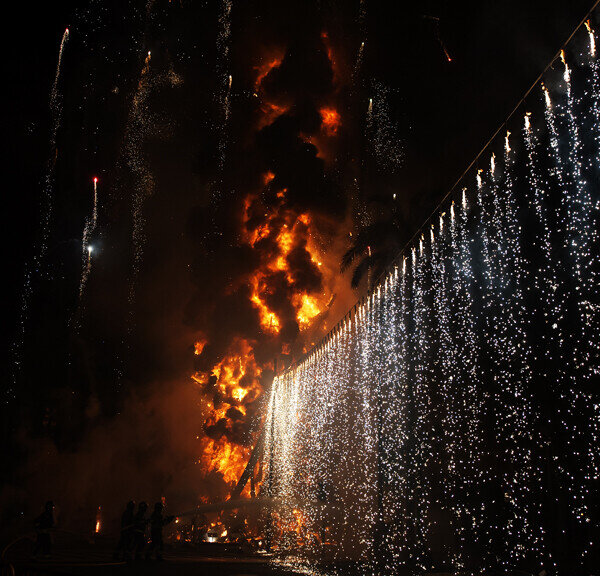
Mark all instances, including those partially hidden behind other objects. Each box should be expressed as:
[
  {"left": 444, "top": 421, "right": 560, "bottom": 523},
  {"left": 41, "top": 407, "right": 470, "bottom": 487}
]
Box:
[
  {"left": 79, "top": 177, "right": 99, "bottom": 301},
  {"left": 122, "top": 49, "right": 181, "bottom": 320},
  {"left": 9, "top": 27, "right": 69, "bottom": 400},
  {"left": 212, "top": 0, "right": 233, "bottom": 200},
  {"left": 264, "top": 21, "right": 600, "bottom": 573}
]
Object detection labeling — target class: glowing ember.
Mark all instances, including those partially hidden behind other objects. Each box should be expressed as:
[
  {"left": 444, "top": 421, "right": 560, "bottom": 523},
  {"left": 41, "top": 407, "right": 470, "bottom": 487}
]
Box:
[
  {"left": 95, "top": 506, "right": 102, "bottom": 533},
  {"left": 320, "top": 107, "right": 341, "bottom": 136}
]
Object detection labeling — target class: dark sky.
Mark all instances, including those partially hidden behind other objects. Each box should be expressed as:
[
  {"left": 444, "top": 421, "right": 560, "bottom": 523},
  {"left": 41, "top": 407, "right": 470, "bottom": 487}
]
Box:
[
  {"left": 1, "top": 0, "right": 595, "bottom": 522},
  {"left": 4, "top": 0, "right": 592, "bottom": 316}
]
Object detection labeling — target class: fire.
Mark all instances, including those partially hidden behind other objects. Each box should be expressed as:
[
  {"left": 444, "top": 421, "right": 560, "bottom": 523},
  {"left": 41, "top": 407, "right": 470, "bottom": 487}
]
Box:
[
  {"left": 243, "top": 197, "right": 327, "bottom": 334},
  {"left": 193, "top": 37, "right": 346, "bottom": 500},
  {"left": 194, "top": 339, "right": 207, "bottom": 356},
  {"left": 254, "top": 53, "right": 284, "bottom": 91},
  {"left": 200, "top": 439, "right": 250, "bottom": 485},
  {"left": 258, "top": 101, "right": 289, "bottom": 129},
  {"left": 194, "top": 338, "right": 263, "bottom": 486},
  {"left": 320, "top": 107, "right": 341, "bottom": 136},
  {"left": 295, "top": 294, "right": 321, "bottom": 329},
  {"left": 250, "top": 276, "right": 281, "bottom": 334},
  {"left": 320, "top": 31, "right": 340, "bottom": 83},
  {"left": 232, "top": 387, "right": 248, "bottom": 402},
  {"left": 95, "top": 506, "right": 102, "bottom": 534}
]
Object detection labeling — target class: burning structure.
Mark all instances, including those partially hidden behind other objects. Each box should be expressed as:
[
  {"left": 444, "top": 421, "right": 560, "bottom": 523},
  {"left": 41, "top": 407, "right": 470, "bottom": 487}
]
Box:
[{"left": 186, "top": 5, "right": 362, "bottom": 494}]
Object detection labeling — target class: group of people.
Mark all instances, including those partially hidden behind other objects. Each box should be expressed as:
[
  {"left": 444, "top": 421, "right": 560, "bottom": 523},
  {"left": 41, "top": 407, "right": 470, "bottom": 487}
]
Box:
[
  {"left": 114, "top": 501, "right": 175, "bottom": 562},
  {"left": 32, "top": 499, "right": 174, "bottom": 562}
]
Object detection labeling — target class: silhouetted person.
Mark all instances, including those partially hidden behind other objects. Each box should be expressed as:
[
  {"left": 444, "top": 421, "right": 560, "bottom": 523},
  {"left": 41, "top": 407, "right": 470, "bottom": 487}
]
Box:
[
  {"left": 132, "top": 501, "right": 148, "bottom": 561},
  {"left": 113, "top": 501, "right": 135, "bottom": 561},
  {"left": 33, "top": 501, "right": 55, "bottom": 558},
  {"left": 146, "top": 502, "right": 174, "bottom": 561}
]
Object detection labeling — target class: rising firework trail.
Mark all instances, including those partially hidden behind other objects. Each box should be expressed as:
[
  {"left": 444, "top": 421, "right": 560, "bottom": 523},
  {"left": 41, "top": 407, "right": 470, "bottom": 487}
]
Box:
[
  {"left": 212, "top": 0, "right": 233, "bottom": 199},
  {"left": 123, "top": 48, "right": 181, "bottom": 322},
  {"left": 79, "top": 177, "right": 99, "bottom": 301},
  {"left": 9, "top": 27, "right": 69, "bottom": 400},
  {"left": 424, "top": 15, "right": 453, "bottom": 62}
]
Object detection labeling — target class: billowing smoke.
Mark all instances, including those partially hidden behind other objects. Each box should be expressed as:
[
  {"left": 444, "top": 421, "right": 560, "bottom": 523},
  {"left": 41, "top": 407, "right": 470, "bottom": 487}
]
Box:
[
  {"left": 185, "top": 2, "right": 359, "bottom": 485},
  {"left": 3, "top": 0, "right": 368, "bottom": 533}
]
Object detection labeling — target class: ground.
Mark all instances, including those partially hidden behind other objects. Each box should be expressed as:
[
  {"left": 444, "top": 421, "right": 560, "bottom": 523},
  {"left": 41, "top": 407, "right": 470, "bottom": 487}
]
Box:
[{"left": 2, "top": 538, "right": 309, "bottom": 576}]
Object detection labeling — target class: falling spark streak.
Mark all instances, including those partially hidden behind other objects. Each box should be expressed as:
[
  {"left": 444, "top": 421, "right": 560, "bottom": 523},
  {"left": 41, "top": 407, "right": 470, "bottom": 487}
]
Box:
[
  {"left": 10, "top": 27, "right": 70, "bottom": 398},
  {"left": 542, "top": 83, "right": 552, "bottom": 109},
  {"left": 79, "top": 177, "right": 99, "bottom": 301},
  {"left": 212, "top": 0, "right": 233, "bottom": 193},
  {"left": 352, "top": 41, "right": 365, "bottom": 88},
  {"left": 265, "top": 65, "right": 600, "bottom": 561},
  {"left": 122, "top": 44, "right": 182, "bottom": 324},
  {"left": 560, "top": 49, "right": 570, "bottom": 82},
  {"left": 586, "top": 20, "right": 596, "bottom": 57}
]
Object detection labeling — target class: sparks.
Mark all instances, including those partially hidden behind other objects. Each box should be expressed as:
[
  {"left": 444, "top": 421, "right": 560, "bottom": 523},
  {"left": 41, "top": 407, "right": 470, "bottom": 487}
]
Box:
[{"left": 585, "top": 20, "right": 596, "bottom": 57}]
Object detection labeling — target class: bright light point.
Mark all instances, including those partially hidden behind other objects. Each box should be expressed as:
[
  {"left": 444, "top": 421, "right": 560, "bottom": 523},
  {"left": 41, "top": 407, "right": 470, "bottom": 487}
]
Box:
[
  {"left": 93, "top": 177, "right": 98, "bottom": 183},
  {"left": 87, "top": 245, "right": 93, "bottom": 254}
]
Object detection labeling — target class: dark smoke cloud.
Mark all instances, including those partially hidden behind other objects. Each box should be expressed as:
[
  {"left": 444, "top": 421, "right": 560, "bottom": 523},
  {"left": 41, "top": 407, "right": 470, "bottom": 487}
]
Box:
[
  {"left": 185, "top": 0, "right": 356, "bottom": 454},
  {"left": 3, "top": 0, "right": 360, "bottom": 531}
]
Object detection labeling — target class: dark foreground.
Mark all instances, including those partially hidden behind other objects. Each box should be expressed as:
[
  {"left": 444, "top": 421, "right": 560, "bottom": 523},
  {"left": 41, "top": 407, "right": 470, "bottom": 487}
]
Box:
[{"left": 1, "top": 538, "right": 310, "bottom": 576}]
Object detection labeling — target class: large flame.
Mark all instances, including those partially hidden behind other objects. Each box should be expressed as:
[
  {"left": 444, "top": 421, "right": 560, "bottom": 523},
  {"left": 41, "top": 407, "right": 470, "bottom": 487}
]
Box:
[
  {"left": 193, "top": 338, "right": 263, "bottom": 486},
  {"left": 192, "top": 35, "right": 345, "bottom": 497},
  {"left": 320, "top": 107, "right": 341, "bottom": 136}
]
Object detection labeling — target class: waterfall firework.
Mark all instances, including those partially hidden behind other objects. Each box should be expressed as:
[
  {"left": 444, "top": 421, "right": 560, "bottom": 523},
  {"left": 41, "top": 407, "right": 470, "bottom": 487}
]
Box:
[{"left": 264, "top": 24, "right": 600, "bottom": 573}]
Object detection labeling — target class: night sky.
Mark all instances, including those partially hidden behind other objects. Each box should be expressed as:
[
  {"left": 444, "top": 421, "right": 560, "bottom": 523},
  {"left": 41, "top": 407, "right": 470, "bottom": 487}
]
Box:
[{"left": 1, "top": 0, "right": 594, "bottom": 528}]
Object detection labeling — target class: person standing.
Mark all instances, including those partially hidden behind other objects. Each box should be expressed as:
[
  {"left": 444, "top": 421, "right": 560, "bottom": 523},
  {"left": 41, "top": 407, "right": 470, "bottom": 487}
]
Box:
[
  {"left": 33, "top": 501, "right": 55, "bottom": 557},
  {"left": 113, "top": 501, "right": 135, "bottom": 560},
  {"left": 132, "top": 501, "right": 148, "bottom": 561},
  {"left": 146, "top": 502, "right": 174, "bottom": 561}
]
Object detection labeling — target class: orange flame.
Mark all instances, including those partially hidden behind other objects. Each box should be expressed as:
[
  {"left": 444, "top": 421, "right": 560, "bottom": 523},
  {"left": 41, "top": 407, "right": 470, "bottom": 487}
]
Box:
[
  {"left": 193, "top": 39, "right": 344, "bottom": 498},
  {"left": 320, "top": 107, "right": 341, "bottom": 136},
  {"left": 194, "top": 339, "right": 207, "bottom": 356},
  {"left": 255, "top": 53, "right": 284, "bottom": 91},
  {"left": 194, "top": 339, "right": 263, "bottom": 486}
]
